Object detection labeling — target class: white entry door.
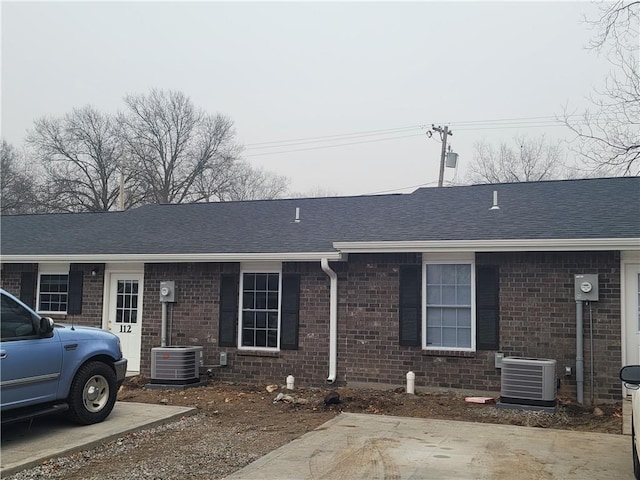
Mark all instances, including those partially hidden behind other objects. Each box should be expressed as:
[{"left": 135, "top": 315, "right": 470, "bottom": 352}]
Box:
[
  {"left": 624, "top": 264, "right": 640, "bottom": 367},
  {"left": 106, "top": 274, "right": 143, "bottom": 372}
]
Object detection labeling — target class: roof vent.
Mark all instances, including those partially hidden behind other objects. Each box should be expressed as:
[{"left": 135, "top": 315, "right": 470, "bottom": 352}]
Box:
[
  {"left": 293, "top": 207, "right": 301, "bottom": 223},
  {"left": 489, "top": 190, "right": 500, "bottom": 210}
]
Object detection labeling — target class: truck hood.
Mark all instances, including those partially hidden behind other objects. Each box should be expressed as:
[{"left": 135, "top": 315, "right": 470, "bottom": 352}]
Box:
[{"left": 54, "top": 323, "right": 118, "bottom": 341}]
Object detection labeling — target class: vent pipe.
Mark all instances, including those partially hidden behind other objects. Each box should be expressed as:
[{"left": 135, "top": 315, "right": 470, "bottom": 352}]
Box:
[
  {"left": 489, "top": 190, "right": 500, "bottom": 210},
  {"left": 293, "top": 207, "right": 301, "bottom": 223}
]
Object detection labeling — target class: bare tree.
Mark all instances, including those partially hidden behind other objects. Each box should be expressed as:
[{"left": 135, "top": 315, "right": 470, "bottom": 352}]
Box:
[
  {"left": 465, "top": 135, "right": 570, "bottom": 184},
  {"left": 120, "top": 89, "right": 240, "bottom": 204},
  {"left": 564, "top": 1, "right": 639, "bottom": 175},
  {"left": 20, "top": 90, "right": 286, "bottom": 212},
  {"left": 0, "top": 140, "right": 40, "bottom": 214},
  {"left": 26, "top": 106, "right": 128, "bottom": 212},
  {"left": 286, "top": 186, "right": 341, "bottom": 198},
  {"left": 215, "top": 161, "right": 289, "bottom": 201}
]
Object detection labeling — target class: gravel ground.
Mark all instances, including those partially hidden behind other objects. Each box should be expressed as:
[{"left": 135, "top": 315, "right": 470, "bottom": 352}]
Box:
[
  {"left": 4, "top": 413, "right": 326, "bottom": 480},
  {"left": 2, "top": 379, "right": 623, "bottom": 480}
]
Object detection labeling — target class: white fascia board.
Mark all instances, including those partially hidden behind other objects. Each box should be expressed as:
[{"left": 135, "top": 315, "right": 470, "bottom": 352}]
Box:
[
  {"left": 333, "top": 238, "right": 640, "bottom": 253},
  {"left": 0, "top": 252, "right": 344, "bottom": 264}
]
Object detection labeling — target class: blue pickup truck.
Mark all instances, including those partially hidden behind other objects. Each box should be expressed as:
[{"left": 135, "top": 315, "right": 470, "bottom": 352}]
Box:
[{"left": 0, "top": 288, "right": 127, "bottom": 425}]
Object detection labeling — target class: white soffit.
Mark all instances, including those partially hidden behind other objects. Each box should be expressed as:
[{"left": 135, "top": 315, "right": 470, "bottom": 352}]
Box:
[
  {"left": 0, "top": 252, "right": 344, "bottom": 264},
  {"left": 333, "top": 238, "right": 640, "bottom": 253}
]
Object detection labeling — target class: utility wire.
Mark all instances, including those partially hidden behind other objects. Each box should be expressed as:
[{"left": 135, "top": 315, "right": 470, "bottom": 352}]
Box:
[
  {"left": 363, "top": 181, "right": 439, "bottom": 195},
  {"left": 245, "top": 124, "right": 424, "bottom": 147},
  {"left": 243, "top": 115, "right": 590, "bottom": 155},
  {"left": 244, "top": 132, "right": 425, "bottom": 157},
  {"left": 245, "top": 126, "right": 424, "bottom": 150}
]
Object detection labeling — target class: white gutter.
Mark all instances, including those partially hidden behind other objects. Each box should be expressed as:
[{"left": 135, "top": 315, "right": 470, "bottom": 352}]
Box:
[
  {"left": 321, "top": 258, "right": 338, "bottom": 384},
  {"left": 333, "top": 238, "right": 640, "bottom": 253},
  {"left": 0, "top": 252, "right": 344, "bottom": 264}
]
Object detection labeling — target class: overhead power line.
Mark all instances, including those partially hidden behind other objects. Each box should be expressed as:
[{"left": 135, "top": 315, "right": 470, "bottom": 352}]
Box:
[
  {"left": 244, "top": 132, "right": 425, "bottom": 157},
  {"left": 363, "top": 181, "right": 439, "bottom": 195},
  {"left": 242, "top": 114, "right": 591, "bottom": 157},
  {"left": 245, "top": 124, "right": 424, "bottom": 148}
]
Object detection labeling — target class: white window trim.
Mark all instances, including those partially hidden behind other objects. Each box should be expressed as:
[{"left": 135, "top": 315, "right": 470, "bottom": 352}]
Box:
[
  {"left": 422, "top": 257, "right": 476, "bottom": 352},
  {"left": 237, "top": 262, "right": 283, "bottom": 352},
  {"left": 36, "top": 263, "right": 70, "bottom": 315}
]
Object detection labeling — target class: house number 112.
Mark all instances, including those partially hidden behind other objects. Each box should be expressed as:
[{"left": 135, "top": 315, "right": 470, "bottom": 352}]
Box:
[{"left": 119, "top": 325, "right": 132, "bottom": 333}]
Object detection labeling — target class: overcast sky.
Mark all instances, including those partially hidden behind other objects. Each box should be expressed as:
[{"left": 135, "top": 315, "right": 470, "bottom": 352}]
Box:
[{"left": 1, "top": 1, "right": 612, "bottom": 196}]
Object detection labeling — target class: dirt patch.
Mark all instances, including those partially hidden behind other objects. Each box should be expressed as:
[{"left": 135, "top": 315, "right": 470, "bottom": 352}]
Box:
[{"left": 118, "top": 376, "right": 622, "bottom": 435}]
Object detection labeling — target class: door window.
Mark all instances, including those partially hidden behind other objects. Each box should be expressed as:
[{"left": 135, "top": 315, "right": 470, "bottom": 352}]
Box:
[{"left": 115, "top": 280, "right": 139, "bottom": 333}]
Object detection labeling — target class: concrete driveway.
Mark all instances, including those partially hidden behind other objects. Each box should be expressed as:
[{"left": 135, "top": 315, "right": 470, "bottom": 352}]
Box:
[
  {"left": 0, "top": 402, "right": 195, "bottom": 477},
  {"left": 227, "top": 413, "right": 633, "bottom": 480},
  {"left": 2, "top": 406, "right": 631, "bottom": 479}
]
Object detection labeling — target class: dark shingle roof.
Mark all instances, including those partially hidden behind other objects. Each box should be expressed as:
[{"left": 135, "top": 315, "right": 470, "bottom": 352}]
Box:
[{"left": 2, "top": 177, "right": 639, "bottom": 257}]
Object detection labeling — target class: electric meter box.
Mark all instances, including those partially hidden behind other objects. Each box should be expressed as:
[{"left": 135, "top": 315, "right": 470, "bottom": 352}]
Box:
[
  {"left": 574, "top": 274, "right": 599, "bottom": 302},
  {"left": 159, "top": 281, "right": 176, "bottom": 302}
]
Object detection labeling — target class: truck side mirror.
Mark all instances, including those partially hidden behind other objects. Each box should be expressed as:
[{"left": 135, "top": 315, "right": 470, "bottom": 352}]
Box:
[{"left": 38, "top": 317, "right": 55, "bottom": 336}]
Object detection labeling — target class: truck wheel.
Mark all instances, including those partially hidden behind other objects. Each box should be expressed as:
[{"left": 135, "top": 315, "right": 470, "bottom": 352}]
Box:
[{"left": 67, "top": 361, "right": 118, "bottom": 425}]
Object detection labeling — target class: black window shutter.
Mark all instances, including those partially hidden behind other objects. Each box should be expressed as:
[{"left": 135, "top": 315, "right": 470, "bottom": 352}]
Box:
[
  {"left": 399, "top": 265, "right": 421, "bottom": 346},
  {"left": 280, "top": 274, "right": 300, "bottom": 350},
  {"left": 20, "top": 272, "right": 36, "bottom": 308},
  {"left": 219, "top": 274, "right": 239, "bottom": 347},
  {"left": 67, "top": 271, "right": 84, "bottom": 315},
  {"left": 476, "top": 265, "right": 500, "bottom": 350}
]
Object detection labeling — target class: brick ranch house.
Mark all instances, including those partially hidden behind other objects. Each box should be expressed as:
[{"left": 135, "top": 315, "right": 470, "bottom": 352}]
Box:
[{"left": 1, "top": 177, "right": 639, "bottom": 403}]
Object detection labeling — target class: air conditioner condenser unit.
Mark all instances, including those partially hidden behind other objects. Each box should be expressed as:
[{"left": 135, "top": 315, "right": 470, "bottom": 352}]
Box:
[
  {"left": 151, "top": 346, "right": 203, "bottom": 385},
  {"left": 500, "top": 357, "right": 556, "bottom": 409}
]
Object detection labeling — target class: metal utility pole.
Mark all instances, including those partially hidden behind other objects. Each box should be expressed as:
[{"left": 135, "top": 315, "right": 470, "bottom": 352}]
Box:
[{"left": 432, "top": 125, "right": 453, "bottom": 187}]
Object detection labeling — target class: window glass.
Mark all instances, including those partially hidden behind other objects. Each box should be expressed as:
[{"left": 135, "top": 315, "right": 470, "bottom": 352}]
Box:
[
  {"left": 1, "top": 293, "right": 36, "bottom": 339},
  {"left": 425, "top": 263, "right": 472, "bottom": 349},
  {"left": 38, "top": 274, "right": 69, "bottom": 312},
  {"left": 115, "top": 280, "right": 139, "bottom": 325},
  {"left": 240, "top": 272, "right": 280, "bottom": 348}
]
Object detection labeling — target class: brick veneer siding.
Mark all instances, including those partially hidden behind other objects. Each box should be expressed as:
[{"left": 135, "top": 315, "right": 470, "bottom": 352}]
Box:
[
  {"left": 0, "top": 263, "right": 36, "bottom": 297},
  {"left": 333, "top": 251, "right": 622, "bottom": 402},
  {"left": 140, "top": 262, "right": 332, "bottom": 386},
  {"left": 141, "top": 262, "right": 230, "bottom": 378},
  {"left": 66, "top": 264, "right": 105, "bottom": 328},
  {"left": 479, "top": 251, "right": 622, "bottom": 402},
  {"left": 0, "top": 263, "right": 104, "bottom": 327},
  {"left": 4, "top": 249, "right": 618, "bottom": 402}
]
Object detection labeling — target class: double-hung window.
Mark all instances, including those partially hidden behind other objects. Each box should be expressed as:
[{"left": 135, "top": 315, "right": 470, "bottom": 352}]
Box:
[
  {"left": 240, "top": 270, "right": 281, "bottom": 349},
  {"left": 37, "top": 264, "right": 70, "bottom": 314},
  {"left": 401, "top": 256, "right": 497, "bottom": 351},
  {"left": 219, "top": 263, "right": 299, "bottom": 351},
  {"left": 424, "top": 262, "right": 474, "bottom": 350}
]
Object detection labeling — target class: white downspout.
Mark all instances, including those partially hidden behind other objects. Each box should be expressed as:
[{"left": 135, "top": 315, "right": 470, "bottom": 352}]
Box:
[{"left": 321, "top": 258, "right": 338, "bottom": 384}]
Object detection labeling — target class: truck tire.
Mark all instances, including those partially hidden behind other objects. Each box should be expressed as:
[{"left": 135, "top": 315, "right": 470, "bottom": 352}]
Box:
[{"left": 67, "top": 361, "right": 118, "bottom": 425}]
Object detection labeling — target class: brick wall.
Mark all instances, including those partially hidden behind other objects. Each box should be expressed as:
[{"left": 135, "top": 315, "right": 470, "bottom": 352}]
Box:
[
  {"left": 3, "top": 250, "right": 623, "bottom": 402},
  {"left": 333, "top": 251, "right": 622, "bottom": 402},
  {"left": 332, "top": 253, "right": 499, "bottom": 393},
  {"left": 0, "top": 263, "right": 36, "bottom": 296},
  {"left": 141, "top": 263, "right": 229, "bottom": 377},
  {"left": 140, "top": 262, "right": 331, "bottom": 386},
  {"left": 0, "top": 263, "right": 103, "bottom": 327},
  {"left": 479, "top": 251, "right": 622, "bottom": 402},
  {"left": 67, "top": 264, "right": 105, "bottom": 328}
]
